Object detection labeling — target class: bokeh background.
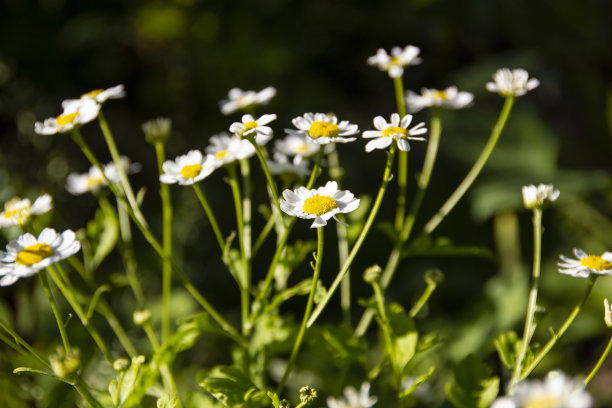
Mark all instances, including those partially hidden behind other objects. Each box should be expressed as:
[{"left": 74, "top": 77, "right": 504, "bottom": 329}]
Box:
[{"left": 1, "top": 0, "right": 611, "bottom": 406}]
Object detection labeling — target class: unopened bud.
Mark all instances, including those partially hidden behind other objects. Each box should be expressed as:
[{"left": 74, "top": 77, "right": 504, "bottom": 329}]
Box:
[
  {"left": 49, "top": 346, "right": 80, "bottom": 378},
  {"left": 113, "top": 357, "right": 130, "bottom": 372},
  {"left": 299, "top": 385, "right": 318, "bottom": 404},
  {"left": 279, "top": 399, "right": 291, "bottom": 408},
  {"left": 363, "top": 265, "right": 382, "bottom": 284},
  {"left": 133, "top": 309, "right": 151, "bottom": 326},
  {"left": 424, "top": 269, "right": 444, "bottom": 286},
  {"left": 142, "top": 117, "right": 172, "bottom": 144}
]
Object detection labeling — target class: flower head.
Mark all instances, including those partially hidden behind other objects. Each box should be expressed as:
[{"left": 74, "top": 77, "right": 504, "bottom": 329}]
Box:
[
  {"left": 275, "top": 134, "right": 321, "bottom": 158},
  {"left": 205, "top": 133, "right": 256, "bottom": 168},
  {"left": 287, "top": 113, "right": 359, "bottom": 145},
  {"left": 219, "top": 86, "right": 276, "bottom": 115},
  {"left": 362, "top": 113, "right": 427, "bottom": 152},
  {"left": 327, "top": 382, "right": 377, "bottom": 408},
  {"left": 0, "top": 228, "right": 81, "bottom": 286},
  {"left": 160, "top": 150, "right": 216, "bottom": 185},
  {"left": 522, "top": 184, "right": 560, "bottom": 209},
  {"left": 0, "top": 194, "right": 53, "bottom": 227},
  {"left": 491, "top": 370, "right": 592, "bottom": 408},
  {"left": 558, "top": 248, "right": 612, "bottom": 278},
  {"left": 142, "top": 117, "right": 172, "bottom": 144},
  {"left": 367, "top": 45, "right": 421, "bottom": 78},
  {"left": 66, "top": 157, "right": 140, "bottom": 195},
  {"left": 405, "top": 86, "right": 474, "bottom": 113},
  {"left": 67, "top": 84, "right": 125, "bottom": 105},
  {"left": 280, "top": 181, "right": 360, "bottom": 228},
  {"left": 34, "top": 98, "right": 101, "bottom": 135},
  {"left": 486, "top": 68, "right": 539, "bottom": 97},
  {"left": 266, "top": 152, "right": 310, "bottom": 177},
  {"left": 229, "top": 113, "right": 276, "bottom": 145}
]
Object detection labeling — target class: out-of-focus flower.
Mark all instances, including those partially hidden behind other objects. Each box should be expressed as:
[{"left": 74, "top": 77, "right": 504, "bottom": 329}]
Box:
[
  {"left": 65, "top": 84, "right": 125, "bottom": 106},
  {"left": 405, "top": 86, "right": 474, "bottom": 113},
  {"left": 558, "top": 248, "right": 612, "bottom": 278},
  {"left": 266, "top": 152, "right": 310, "bottom": 177},
  {"left": 219, "top": 86, "right": 276, "bottom": 115},
  {"left": 0, "top": 194, "right": 52, "bottom": 227},
  {"left": 50, "top": 346, "right": 80, "bottom": 378},
  {"left": 66, "top": 157, "right": 140, "bottom": 195},
  {"left": 367, "top": 45, "right": 421, "bottom": 78},
  {"left": 327, "top": 382, "right": 377, "bottom": 408},
  {"left": 362, "top": 113, "right": 427, "bottom": 152},
  {"left": 486, "top": 68, "right": 539, "bottom": 97},
  {"left": 229, "top": 113, "right": 276, "bottom": 145},
  {"left": 287, "top": 113, "right": 359, "bottom": 145},
  {"left": 34, "top": 98, "right": 100, "bottom": 135},
  {"left": 521, "top": 184, "right": 559, "bottom": 209},
  {"left": 142, "top": 117, "right": 172, "bottom": 144},
  {"left": 160, "top": 150, "right": 216, "bottom": 185},
  {"left": 275, "top": 134, "right": 321, "bottom": 159},
  {"left": 205, "top": 133, "right": 256, "bottom": 168}
]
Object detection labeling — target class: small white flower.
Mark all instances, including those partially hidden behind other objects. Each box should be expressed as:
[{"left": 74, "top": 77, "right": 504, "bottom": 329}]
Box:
[
  {"left": 34, "top": 98, "right": 101, "bottom": 135},
  {"left": 66, "top": 156, "right": 141, "bottom": 195},
  {"left": 405, "top": 86, "right": 474, "bottom": 113},
  {"left": 63, "top": 84, "right": 125, "bottom": 106},
  {"left": 0, "top": 194, "right": 53, "bottom": 227},
  {"left": 219, "top": 86, "right": 276, "bottom": 115},
  {"left": 274, "top": 134, "right": 321, "bottom": 158},
  {"left": 367, "top": 45, "right": 421, "bottom": 78},
  {"left": 486, "top": 68, "right": 539, "bottom": 97},
  {"left": 160, "top": 150, "right": 216, "bottom": 185},
  {"left": 490, "top": 370, "right": 592, "bottom": 408},
  {"left": 362, "top": 113, "right": 427, "bottom": 152},
  {"left": 229, "top": 113, "right": 276, "bottom": 145},
  {"left": 205, "top": 133, "right": 256, "bottom": 168},
  {"left": 558, "top": 248, "right": 612, "bottom": 278},
  {"left": 266, "top": 152, "right": 310, "bottom": 177},
  {"left": 280, "top": 181, "right": 359, "bottom": 228},
  {"left": 521, "top": 184, "right": 560, "bottom": 209},
  {"left": 287, "top": 113, "right": 359, "bottom": 145},
  {"left": 604, "top": 299, "right": 612, "bottom": 328},
  {"left": 327, "top": 382, "right": 377, "bottom": 408},
  {"left": 0, "top": 228, "right": 81, "bottom": 287}
]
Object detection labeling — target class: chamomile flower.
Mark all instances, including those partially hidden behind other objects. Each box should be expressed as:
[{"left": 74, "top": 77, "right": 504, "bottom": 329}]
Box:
[
  {"left": 405, "top": 86, "right": 474, "bottom": 113},
  {"left": 0, "top": 194, "right": 53, "bottom": 227},
  {"left": 522, "top": 184, "right": 560, "bottom": 210},
  {"left": 486, "top": 68, "right": 539, "bottom": 97},
  {"left": 229, "top": 113, "right": 276, "bottom": 145},
  {"left": 362, "top": 113, "right": 427, "bottom": 152},
  {"left": 327, "top": 382, "right": 378, "bottom": 408},
  {"left": 66, "top": 157, "right": 141, "bottom": 195},
  {"left": 280, "top": 181, "right": 360, "bottom": 228},
  {"left": 287, "top": 113, "right": 359, "bottom": 145},
  {"left": 219, "top": 86, "right": 276, "bottom": 115},
  {"left": 34, "top": 98, "right": 100, "bottom": 135},
  {"left": 63, "top": 84, "right": 125, "bottom": 107},
  {"left": 558, "top": 248, "right": 612, "bottom": 278},
  {"left": 367, "top": 45, "right": 422, "bottom": 78},
  {"left": 274, "top": 134, "right": 321, "bottom": 158},
  {"left": 490, "top": 370, "right": 592, "bottom": 408},
  {"left": 266, "top": 152, "right": 310, "bottom": 177},
  {"left": 160, "top": 150, "right": 216, "bottom": 185},
  {"left": 205, "top": 133, "right": 256, "bottom": 168},
  {"left": 0, "top": 228, "right": 81, "bottom": 287}
]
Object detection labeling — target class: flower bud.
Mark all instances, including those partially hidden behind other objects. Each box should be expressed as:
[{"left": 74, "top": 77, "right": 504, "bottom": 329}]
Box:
[
  {"left": 363, "top": 265, "right": 382, "bottom": 284},
  {"left": 522, "top": 184, "right": 559, "bottom": 210},
  {"left": 133, "top": 309, "right": 151, "bottom": 326},
  {"left": 49, "top": 346, "right": 80, "bottom": 378},
  {"left": 142, "top": 117, "right": 171, "bottom": 144},
  {"left": 113, "top": 357, "right": 130, "bottom": 372},
  {"left": 299, "top": 385, "right": 318, "bottom": 404}
]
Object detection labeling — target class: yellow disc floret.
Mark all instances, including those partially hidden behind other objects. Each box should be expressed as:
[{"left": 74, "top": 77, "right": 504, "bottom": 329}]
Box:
[
  {"left": 16, "top": 243, "right": 54, "bottom": 266},
  {"left": 56, "top": 112, "right": 79, "bottom": 126},
  {"left": 82, "top": 89, "right": 104, "bottom": 99},
  {"left": 242, "top": 121, "right": 258, "bottom": 135},
  {"left": 303, "top": 195, "right": 337, "bottom": 216},
  {"left": 215, "top": 150, "right": 228, "bottom": 160},
  {"left": 431, "top": 90, "right": 448, "bottom": 100},
  {"left": 308, "top": 121, "right": 340, "bottom": 139},
  {"left": 382, "top": 126, "right": 407, "bottom": 138},
  {"left": 180, "top": 164, "right": 203, "bottom": 179},
  {"left": 525, "top": 396, "right": 561, "bottom": 408},
  {"left": 581, "top": 255, "right": 612, "bottom": 271}
]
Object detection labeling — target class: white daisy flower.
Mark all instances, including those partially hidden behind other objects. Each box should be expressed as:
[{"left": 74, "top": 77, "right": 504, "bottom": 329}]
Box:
[
  {"left": 0, "top": 194, "right": 53, "bottom": 227},
  {"left": 0, "top": 228, "right": 81, "bottom": 287},
  {"left": 367, "top": 45, "right": 422, "bottom": 78},
  {"left": 274, "top": 134, "right": 321, "bottom": 158},
  {"left": 266, "top": 152, "right": 310, "bottom": 177},
  {"left": 327, "top": 382, "right": 378, "bottom": 408},
  {"left": 280, "top": 181, "right": 360, "bottom": 228},
  {"left": 491, "top": 370, "right": 592, "bottom": 408},
  {"left": 558, "top": 248, "right": 612, "bottom": 278},
  {"left": 287, "top": 112, "right": 359, "bottom": 145},
  {"left": 486, "top": 68, "right": 539, "bottom": 97},
  {"left": 66, "top": 156, "right": 141, "bottom": 195},
  {"left": 34, "top": 98, "right": 101, "bottom": 135},
  {"left": 362, "top": 113, "right": 427, "bottom": 152},
  {"left": 205, "top": 133, "right": 256, "bottom": 168},
  {"left": 405, "top": 86, "right": 474, "bottom": 113},
  {"left": 61, "top": 85, "right": 125, "bottom": 109},
  {"left": 219, "top": 86, "right": 276, "bottom": 115},
  {"left": 522, "top": 184, "right": 560, "bottom": 210},
  {"left": 160, "top": 150, "right": 216, "bottom": 185},
  {"left": 229, "top": 113, "right": 276, "bottom": 145}
]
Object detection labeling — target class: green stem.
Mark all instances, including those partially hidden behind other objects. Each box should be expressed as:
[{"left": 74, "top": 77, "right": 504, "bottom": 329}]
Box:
[
  {"left": 74, "top": 377, "right": 104, "bottom": 408},
  {"left": 584, "top": 335, "right": 612, "bottom": 386},
  {"left": 424, "top": 96, "right": 515, "bottom": 234},
  {"left": 39, "top": 270, "right": 71, "bottom": 352},
  {"left": 277, "top": 227, "right": 324, "bottom": 393},
  {"left": 408, "top": 275, "right": 439, "bottom": 318},
  {"left": 252, "top": 212, "right": 279, "bottom": 256},
  {"left": 508, "top": 208, "right": 542, "bottom": 393},
  {"left": 246, "top": 135, "right": 280, "bottom": 210},
  {"left": 240, "top": 158, "right": 253, "bottom": 334},
  {"left": 115, "top": 197, "right": 145, "bottom": 306},
  {"left": 192, "top": 183, "right": 225, "bottom": 251},
  {"left": 307, "top": 145, "right": 397, "bottom": 328},
  {"left": 393, "top": 75, "right": 408, "bottom": 232},
  {"left": 372, "top": 280, "right": 398, "bottom": 381},
  {"left": 227, "top": 164, "right": 245, "bottom": 257}
]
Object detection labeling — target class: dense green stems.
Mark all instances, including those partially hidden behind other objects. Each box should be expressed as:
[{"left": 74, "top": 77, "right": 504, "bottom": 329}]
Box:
[
  {"left": 393, "top": 76, "right": 408, "bottom": 232},
  {"left": 584, "top": 335, "right": 612, "bottom": 385},
  {"left": 0, "top": 320, "right": 52, "bottom": 369},
  {"left": 252, "top": 212, "right": 278, "bottom": 256},
  {"left": 154, "top": 141, "right": 174, "bottom": 343},
  {"left": 115, "top": 198, "right": 145, "bottom": 306},
  {"left": 245, "top": 135, "right": 280, "bottom": 210},
  {"left": 73, "top": 377, "right": 104, "bottom": 408},
  {"left": 519, "top": 276, "right": 597, "bottom": 381},
  {"left": 240, "top": 159, "right": 253, "bottom": 334},
  {"left": 424, "top": 96, "right": 515, "bottom": 234},
  {"left": 39, "top": 270, "right": 71, "bottom": 352},
  {"left": 192, "top": 183, "right": 225, "bottom": 251},
  {"left": 372, "top": 280, "right": 398, "bottom": 381},
  {"left": 307, "top": 145, "right": 397, "bottom": 328},
  {"left": 277, "top": 227, "right": 324, "bottom": 394},
  {"left": 227, "top": 164, "right": 246, "bottom": 257},
  {"left": 508, "top": 208, "right": 542, "bottom": 393}
]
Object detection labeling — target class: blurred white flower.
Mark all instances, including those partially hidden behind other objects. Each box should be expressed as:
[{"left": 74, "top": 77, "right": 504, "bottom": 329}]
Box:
[
  {"left": 362, "top": 113, "right": 427, "bottom": 152},
  {"left": 65, "top": 84, "right": 125, "bottom": 106},
  {"left": 327, "top": 382, "right": 377, "bottom": 408},
  {"left": 205, "top": 132, "right": 256, "bottom": 168},
  {"left": 405, "top": 86, "right": 473, "bottom": 113},
  {"left": 275, "top": 134, "right": 321, "bottom": 158},
  {"left": 521, "top": 184, "right": 559, "bottom": 209},
  {"left": 287, "top": 112, "right": 359, "bottom": 145},
  {"left": 229, "top": 113, "right": 276, "bottom": 145},
  {"left": 0, "top": 194, "right": 52, "bottom": 227},
  {"left": 367, "top": 45, "right": 421, "bottom": 78},
  {"left": 486, "top": 68, "right": 539, "bottom": 97},
  {"left": 34, "top": 98, "right": 100, "bottom": 135},
  {"left": 266, "top": 152, "right": 310, "bottom": 177},
  {"left": 66, "top": 156, "right": 140, "bottom": 195},
  {"left": 558, "top": 248, "right": 612, "bottom": 278},
  {"left": 219, "top": 86, "right": 276, "bottom": 115},
  {"left": 160, "top": 150, "right": 216, "bottom": 185}
]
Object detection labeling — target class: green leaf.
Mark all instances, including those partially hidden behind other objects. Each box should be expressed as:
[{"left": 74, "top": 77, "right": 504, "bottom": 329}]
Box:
[
  {"left": 266, "top": 391, "right": 280, "bottom": 408},
  {"left": 117, "top": 356, "right": 146, "bottom": 407},
  {"left": 87, "top": 198, "right": 119, "bottom": 269},
  {"left": 445, "top": 354, "right": 499, "bottom": 408},
  {"left": 198, "top": 365, "right": 264, "bottom": 407},
  {"left": 308, "top": 324, "right": 368, "bottom": 367},
  {"left": 493, "top": 331, "right": 519, "bottom": 369},
  {"left": 273, "top": 240, "right": 316, "bottom": 290},
  {"left": 404, "top": 235, "right": 495, "bottom": 261},
  {"left": 157, "top": 393, "right": 179, "bottom": 408},
  {"left": 399, "top": 366, "right": 435, "bottom": 398},
  {"left": 387, "top": 303, "right": 418, "bottom": 374},
  {"left": 250, "top": 313, "right": 292, "bottom": 353}
]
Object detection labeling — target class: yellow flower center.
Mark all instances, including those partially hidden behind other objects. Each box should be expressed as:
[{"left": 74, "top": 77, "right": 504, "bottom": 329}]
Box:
[
  {"left": 242, "top": 121, "right": 258, "bottom": 134},
  {"left": 581, "top": 255, "right": 612, "bottom": 271},
  {"left": 215, "top": 150, "right": 228, "bottom": 160},
  {"left": 86, "top": 176, "right": 104, "bottom": 190},
  {"left": 56, "top": 112, "right": 78, "bottom": 126},
  {"left": 391, "top": 56, "right": 401, "bottom": 65},
  {"left": 525, "top": 396, "right": 560, "bottom": 408},
  {"left": 296, "top": 144, "right": 310, "bottom": 153},
  {"left": 308, "top": 121, "right": 339, "bottom": 139},
  {"left": 431, "top": 90, "right": 448, "bottom": 100},
  {"left": 2, "top": 199, "right": 30, "bottom": 224},
  {"left": 382, "top": 126, "right": 407, "bottom": 138},
  {"left": 303, "top": 195, "right": 337, "bottom": 216},
  {"left": 81, "top": 89, "right": 104, "bottom": 99},
  {"left": 16, "top": 243, "right": 54, "bottom": 266},
  {"left": 180, "top": 164, "right": 202, "bottom": 179}
]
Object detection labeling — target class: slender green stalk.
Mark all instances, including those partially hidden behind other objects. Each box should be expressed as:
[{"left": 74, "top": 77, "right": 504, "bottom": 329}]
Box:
[
  {"left": 307, "top": 145, "right": 397, "bottom": 328},
  {"left": 252, "top": 211, "right": 279, "bottom": 256},
  {"left": 39, "top": 270, "right": 71, "bottom": 352},
  {"left": 277, "top": 227, "right": 324, "bottom": 393},
  {"left": 306, "top": 146, "right": 325, "bottom": 189},
  {"left": 115, "top": 197, "right": 145, "bottom": 306},
  {"left": 408, "top": 274, "right": 440, "bottom": 318},
  {"left": 424, "top": 96, "right": 515, "bottom": 234},
  {"left": 0, "top": 320, "right": 51, "bottom": 369},
  {"left": 240, "top": 158, "right": 253, "bottom": 334},
  {"left": 227, "top": 164, "right": 245, "bottom": 257},
  {"left": 154, "top": 141, "right": 174, "bottom": 343},
  {"left": 372, "top": 280, "right": 398, "bottom": 381},
  {"left": 393, "top": 75, "right": 409, "bottom": 232},
  {"left": 245, "top": 135, "right": 280, "bottom": 209},
  {"left": 74, "top": 377, "right": 104, "bottom": 408},
  {"left": 584, "top": 335, "right": 612, "bottom": 385},
  {"left": 192, "top": 183, "right": 225, "bottom": 250},
  {"left": 508, "top": 208, "right": 542, "bottom": 393}
]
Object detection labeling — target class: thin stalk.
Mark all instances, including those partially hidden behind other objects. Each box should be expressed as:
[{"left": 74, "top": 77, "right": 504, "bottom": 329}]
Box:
[
  {"left": 372, "top": 280, "right": 398, "bottom": 381},
  {"left": 240, "top": 158, "right": 253, "bottom": 334},
  {"left": 74, "top": 377, "right": 104, "bottom": 408},
  {"left": 393, "top": 75, "right": 408, "bottom": 232},
  {"left": 277, "top": 227, "right": 324, "bottom": 393},
  {"left": 508, "top": 208, "right": 542, "bottom": 393},
  {"left": 408, "top": 276, "right": 439, "bottom": 318},
  {"left": 584, "top": 335, "right": 612, "bottom": 386},
  {"left": 252, "top": 212, "right": 279, "bottom": 256},
  {"left": 115, "top": 197, "right": 145, "bottom": 306},
  {"left": 192, "top": 183, "right": 225, "bottom": 251},
  {"left": 246, "top": 135, "right": 280, "bottom": 210},
  {"left": 307, "top": 145, "right": 397, "bottom": 328},
  {"left": 424, "top": 96, "right": 515, "bottom": 234},
  {"left": 39, "top": 270, "right": 71, "bottom": 352},
  {"left": 0, "top": 320, "right": 51, "bottom": 369},
  {"left": 227, "top": 164, "right": 245, "bottom": 257}
]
